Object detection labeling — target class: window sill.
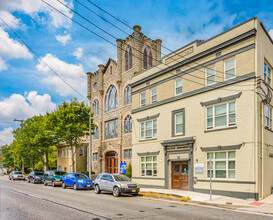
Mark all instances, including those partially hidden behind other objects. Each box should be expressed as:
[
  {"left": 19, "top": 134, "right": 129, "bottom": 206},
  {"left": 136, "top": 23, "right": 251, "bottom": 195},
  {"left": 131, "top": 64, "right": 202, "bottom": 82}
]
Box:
[
  {"left": 139, "top": 138, "right": 157, "bottom": 142},
  {"left": 205, "top": 126, "right": 237, "bottom": 133},
  {"left": 265, "top": 127, "right": 273, "bottom": 132}
]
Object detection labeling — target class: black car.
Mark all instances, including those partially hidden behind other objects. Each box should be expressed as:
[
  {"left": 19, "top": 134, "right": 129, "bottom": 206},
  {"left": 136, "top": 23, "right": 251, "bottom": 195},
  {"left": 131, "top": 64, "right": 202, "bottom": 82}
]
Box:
[{"left": 27, "top": 171, "right": 44, "bottom": 184}]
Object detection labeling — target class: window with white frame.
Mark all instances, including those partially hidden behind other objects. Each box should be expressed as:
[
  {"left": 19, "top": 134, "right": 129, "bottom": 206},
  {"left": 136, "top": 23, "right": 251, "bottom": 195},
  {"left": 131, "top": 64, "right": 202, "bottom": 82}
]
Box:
[
  {"left": 140, "top": 119, "right": 157, "bottom": 140},
  {"left": 175, "top": 112, "right": 184, "bottom": 135},
  {"left": 79, "top": 148, "right": 84, "bottom": 157},
  {"left": 264, "top": 63, "right": 272, "bottom": 87},
  {"left": 265, "top": 104, "right": 272, "bottom": 130},
  {"left": 207, "top": 151, "right": 236, "bottom": 179},
  {"left": 206, "top": 65, "right": 216, "bottom": 85},
  {"left": 151, "top": 87, "right": 157, "bottom": 103},
  {"left": 140, "top": 92, "right": 146, "bottom": 106},
  {"left": 175, "top": 78, "right": 183, "bottom": 95},
  {"left": 206, "top": 101, "right": 236, "bottom": 130},
  {"left": 93, "top": 153, "right": 98, "bottom": 161},
  {"left": 69, "top": 165, "right": 72, "bottom": 172},
  {"left": 58, "top": 150, "right": 62, "bottom": 158},
  {"left": 141, "top": 156, "right": 157, "bottom": 176},
  {"left": 69, "top": 149, "right": 72, "bottom": 158},
  {"left": 224, "top": 58, "right": 236, "bottom": 79}
]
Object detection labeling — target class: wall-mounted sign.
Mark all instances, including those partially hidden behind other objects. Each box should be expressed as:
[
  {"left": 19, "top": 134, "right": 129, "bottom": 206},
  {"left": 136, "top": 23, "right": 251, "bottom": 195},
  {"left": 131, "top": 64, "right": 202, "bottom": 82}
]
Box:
[
  {"left": 120, "top": 163, "right": 127, "bottom": 174},
  {"left": 194, "top": 163, "right": 204, "bottom": 175}
]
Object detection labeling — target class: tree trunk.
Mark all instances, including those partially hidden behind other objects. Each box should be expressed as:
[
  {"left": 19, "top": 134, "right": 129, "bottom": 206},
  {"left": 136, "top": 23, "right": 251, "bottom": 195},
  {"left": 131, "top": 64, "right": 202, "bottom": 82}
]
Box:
[
  {"left": 70, "top": 141, "right": 75, "bottom": 173},
  {"left": 44, "top": 151, "right": 49, "bottom": 171},
  {"left": 21, "top": 160, "right": 24, "bottom": 174}
]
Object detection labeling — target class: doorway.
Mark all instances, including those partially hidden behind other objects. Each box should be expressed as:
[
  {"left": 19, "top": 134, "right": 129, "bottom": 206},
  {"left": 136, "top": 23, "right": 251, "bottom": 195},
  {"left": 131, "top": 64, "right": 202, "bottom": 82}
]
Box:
[
  {"left": 171, "top": 161, "right": 189, "bottom": 190},
  {"left": 105, "top": 151, "right": 118, "bottom": 173}
]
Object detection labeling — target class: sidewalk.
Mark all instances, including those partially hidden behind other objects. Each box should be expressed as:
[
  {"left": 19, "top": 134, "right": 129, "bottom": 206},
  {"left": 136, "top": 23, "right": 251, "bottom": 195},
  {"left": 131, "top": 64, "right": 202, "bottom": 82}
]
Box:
[{"left": 140, "top": 188, "right": 273, "bottom": 215}]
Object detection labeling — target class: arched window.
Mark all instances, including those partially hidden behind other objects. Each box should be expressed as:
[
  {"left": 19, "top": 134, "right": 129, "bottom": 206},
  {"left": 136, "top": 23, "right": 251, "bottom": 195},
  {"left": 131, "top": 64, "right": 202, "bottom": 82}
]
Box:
[
  {"left": 125, "top": 46, "right": 132, "bottom": 71},
  {"left": 143, "top": 46, "right": 152, "bottom": 69},
  {"left": 124, "top": 115, "right": 132, "bottom": 133},
  {"left": 124, "top": 85, "right": 131, "bottom": 105},
  {"left": 93, "top": 125, "right": 99, "bottom": 140},
  {"left": 92, "top": 99, "right": 99, "bottom": 116},
  {"left": 105, "top": 85, "right": 118, "bottom": 112}
]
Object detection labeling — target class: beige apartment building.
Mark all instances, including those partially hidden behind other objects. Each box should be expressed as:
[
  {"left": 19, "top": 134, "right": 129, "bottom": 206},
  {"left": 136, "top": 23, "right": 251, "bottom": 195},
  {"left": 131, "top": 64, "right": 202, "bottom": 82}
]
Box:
[
  {"left": 86, "top": 26, "right": 162, "bottom": 174},
  {"left": 131, "top": 18, "right": 273, "bottom": 200},
  {"left": 56, "top": 140, "right": 88, "bottom": 173}
]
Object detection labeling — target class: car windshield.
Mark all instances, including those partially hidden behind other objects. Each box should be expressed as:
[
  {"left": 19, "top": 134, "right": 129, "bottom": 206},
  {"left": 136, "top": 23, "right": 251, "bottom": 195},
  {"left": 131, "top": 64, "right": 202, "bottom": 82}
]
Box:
[
  {"left": 14, "top": 171, "right": 22, "bottom": 174},
  {"left": 54, "top": 171, "right": 66, "bottom": 176},
  {"left": 75, "top": 174, "right": 88, "bottom": 179},
  {"left": 34, "top": 172, "right": 43, "bottom": 175},
  {"left": 114, "top": 175, "right": 131, "bottom": 182}
]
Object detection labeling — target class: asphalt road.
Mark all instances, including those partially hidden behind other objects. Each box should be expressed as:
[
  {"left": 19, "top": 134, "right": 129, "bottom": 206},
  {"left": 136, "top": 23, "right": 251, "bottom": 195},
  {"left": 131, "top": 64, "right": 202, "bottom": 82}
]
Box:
[{"left": 0, "top": 177, "right": 271, "bottom": 220}]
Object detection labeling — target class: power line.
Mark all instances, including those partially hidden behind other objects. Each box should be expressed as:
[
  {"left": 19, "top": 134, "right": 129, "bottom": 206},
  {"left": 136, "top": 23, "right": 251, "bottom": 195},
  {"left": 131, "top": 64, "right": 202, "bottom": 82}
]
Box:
[
  {"left": 46, "top": 0, "right": 255, "bottom": 92},
  {"left": 79, "top": 0, "right": 257, "bottom": 86}
]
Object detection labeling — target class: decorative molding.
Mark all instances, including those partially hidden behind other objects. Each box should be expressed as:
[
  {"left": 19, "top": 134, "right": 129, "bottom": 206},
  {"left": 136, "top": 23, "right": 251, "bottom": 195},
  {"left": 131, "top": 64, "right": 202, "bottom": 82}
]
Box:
[
  {"left": 204, "top": 126, "right": 237, "bottom": 133},
  {"left": 200, "top": 144, "right": 242, "bottom": 152},
  {"left": 162, "top": 137, "right": 195, "bottom": 147},
  {"left": 200, "top": 92, "right": 242, "bottom": 106},
  {"left": 132, "top": 72, "right": 255, "bottom": 114},
  {"left": 197, "top": 179, "right": 255, "bottom": 184},
  {"left": 137, "top": 151, "right": 160, "bottom": 156},
  {"left": 137, "top": 113, "right": 160, "bottom": 122},
  {"left": 132, "top": 177, "right": 165, "bottom": 180}
]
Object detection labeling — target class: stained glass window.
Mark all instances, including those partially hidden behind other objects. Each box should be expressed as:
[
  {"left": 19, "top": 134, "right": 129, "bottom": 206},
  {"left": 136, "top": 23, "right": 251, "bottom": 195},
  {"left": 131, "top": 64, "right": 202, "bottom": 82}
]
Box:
[
  {"left": 124, "top": 115, "right": 132, "bottom": 133},
  {"left": 105, "top": 86, "right": 118, "bottom": 112},
  {"left": 124, "top": 85, "right": 131, "bottom": 105},
  {"left": 92, "top": 99, "right": 99, "bottom": 116}
]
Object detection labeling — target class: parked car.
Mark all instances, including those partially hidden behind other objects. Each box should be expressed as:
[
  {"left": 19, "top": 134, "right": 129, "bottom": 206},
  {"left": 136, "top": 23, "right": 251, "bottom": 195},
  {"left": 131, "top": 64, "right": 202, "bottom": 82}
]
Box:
[
  {"left": 94, "top": 173, "right": 140, "bottom": 197},
  {"left": 43, "top": 170, "right": 66, "bottom": 187},
  {"left": 62, "top": 173, "right": 93, "bottom": 190},
  {"left": 27, "top": 171, "right": 44, "bottom": 184},
  {"left": 9, "top": 171, "right": 25, "bottom": 181}
]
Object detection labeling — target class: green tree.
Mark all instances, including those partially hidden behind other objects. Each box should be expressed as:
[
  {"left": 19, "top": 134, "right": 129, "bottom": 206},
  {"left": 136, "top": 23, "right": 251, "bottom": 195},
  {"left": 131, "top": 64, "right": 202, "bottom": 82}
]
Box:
[
  {"left": 125, "top": 163, "right": 132, "bottom": 178},
  {"left": 52, "top": 98, "right": 93, "bottom": 173}
]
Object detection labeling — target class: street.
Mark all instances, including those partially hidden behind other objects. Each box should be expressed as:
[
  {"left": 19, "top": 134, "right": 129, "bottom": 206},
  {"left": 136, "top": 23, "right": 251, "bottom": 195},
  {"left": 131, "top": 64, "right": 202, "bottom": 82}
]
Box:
[{"left": 0, "top": 177, "right": 271, "bottom": 220}]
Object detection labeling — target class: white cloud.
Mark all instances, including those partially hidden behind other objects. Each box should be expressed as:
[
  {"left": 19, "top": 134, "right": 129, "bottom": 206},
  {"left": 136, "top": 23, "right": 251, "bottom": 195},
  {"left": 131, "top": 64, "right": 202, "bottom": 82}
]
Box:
[
  {"left": 0, "top": 27, "right": 33, "bottom": 59},
  {"left": 0, "top": 127, "right": 14, "bottom": 145},
  {"left": 73, "top": 48, "right": 83, "bottom": 59},
  {"left": 0, "top": 57, "right": 7, "bottom": 71},
  {"left": 0, "top": 11, "right": 22, "bottom": 29},
  {"left": 36, "top": 53, "right": 86, "bottom": 96},
  {"left": 56, "top": 33, "right": 71, "bottom": 45},
  {"left": 0, "top": 0, "right": 73, "bottom": 29},
  {"left": 0, "top": 91, "right": 56, "bottom": 124},
  {"left": 269, "top": 29, "right": 273, "bottom": 40}
]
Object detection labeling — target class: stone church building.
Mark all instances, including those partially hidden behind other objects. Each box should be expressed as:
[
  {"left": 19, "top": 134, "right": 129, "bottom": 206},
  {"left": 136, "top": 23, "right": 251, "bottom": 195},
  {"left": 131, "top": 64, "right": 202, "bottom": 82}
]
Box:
[{"left": 87, "top": 25, "right": 162, "bottom": 174}]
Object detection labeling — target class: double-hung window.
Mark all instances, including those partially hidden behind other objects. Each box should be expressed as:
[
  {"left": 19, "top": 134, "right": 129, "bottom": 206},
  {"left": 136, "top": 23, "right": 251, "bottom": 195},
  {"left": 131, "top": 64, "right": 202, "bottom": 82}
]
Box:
[
  {"left": 175, "top": 78, "right": 183, "bottom": 95},
  {"left": 58, "top": 150, "right": 62, "bottom": 158},
  {"left": 140, "top": 119, "right": 157, "bottom": 140},
  {"left": 124, "top": 149, "right": 132, "bottom": 159},
  {"left": 207, "top": 151, "right": 236, "bottom": 179},
  {"left": 141, "top": 156, "right": 157, "bottom": 176},
  {"left": 224, "top": 58, "right": 236, "bottom": 80},
  {"left": 172, "top": 108, "right": 185, "bottom": 136},
  {"left": 265, "top": 104, "right": 272, "bottom": 130},
  {"left": 151, "top": 87, "right": 157, "bottom": 103},
  {"left": 264, "top": 63, "right": 272, "bottom": 87},
  {"left": 206, "top": 65, "right": 215, "bottom": 85},
  {"left": 140, "top": 92, "right": 146, "bottom": 106},
  {"left": 207, "top": 101, "right": 236, "bottom": 129},
  {"left": 79, "top": 148, "right": 84, "bottom": 157}
]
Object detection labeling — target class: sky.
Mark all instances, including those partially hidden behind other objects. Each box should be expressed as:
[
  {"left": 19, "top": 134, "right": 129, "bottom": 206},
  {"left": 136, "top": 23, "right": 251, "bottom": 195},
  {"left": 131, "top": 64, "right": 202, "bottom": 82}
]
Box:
[{"left": 0, "top": 0, "right": 273, "bottom": 145}]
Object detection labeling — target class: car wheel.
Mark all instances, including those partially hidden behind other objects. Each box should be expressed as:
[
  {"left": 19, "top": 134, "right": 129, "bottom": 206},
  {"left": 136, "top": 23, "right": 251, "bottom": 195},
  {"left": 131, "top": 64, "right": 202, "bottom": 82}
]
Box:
[
  {"left": 113, "top": 187, "right": 121, "bottom": 197},
  {"left": 9, "top": 177, "right": 11, "bottom": 180},
  {"left": 73, "top": 183, "right": 78, "bottom": 190},
  {"left": 44, "top": 181, "right": 47, "bottom": 186},
  {"left": 32, "top": 179, "right": 35, "bottom": 184},
  {"left": 52, "top": 181, "right": 55, "bottom": 187},
  {"left": 94, "top": 185, "right": 101, "bottom": 194},
  {"left": 12, "top": 177, "right": 15, "bottom": 181},
  {"left": 27, "top": 179, "right": 30, "bottom": 183},
  {"left": 62, "top": 182, "right": 66, "bottom": 189}
]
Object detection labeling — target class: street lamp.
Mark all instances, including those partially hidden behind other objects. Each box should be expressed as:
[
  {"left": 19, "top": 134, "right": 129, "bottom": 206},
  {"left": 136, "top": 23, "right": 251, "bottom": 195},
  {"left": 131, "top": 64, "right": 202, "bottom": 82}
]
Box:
[{"left": 74, "top": 106, "right": 92, "bottom": 178}]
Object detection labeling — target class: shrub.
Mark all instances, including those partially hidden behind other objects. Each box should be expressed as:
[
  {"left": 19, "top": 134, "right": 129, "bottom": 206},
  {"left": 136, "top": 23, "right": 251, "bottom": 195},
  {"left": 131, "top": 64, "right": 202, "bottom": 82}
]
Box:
[{"left": 125, "top": 163, "right": 132, "bottom": 178}]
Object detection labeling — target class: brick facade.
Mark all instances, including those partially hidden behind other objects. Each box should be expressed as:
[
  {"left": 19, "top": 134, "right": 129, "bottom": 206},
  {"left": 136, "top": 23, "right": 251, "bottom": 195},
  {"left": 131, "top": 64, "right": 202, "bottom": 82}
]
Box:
[{"left": 87, "top": 25, "right": 162, "bottom": 174}]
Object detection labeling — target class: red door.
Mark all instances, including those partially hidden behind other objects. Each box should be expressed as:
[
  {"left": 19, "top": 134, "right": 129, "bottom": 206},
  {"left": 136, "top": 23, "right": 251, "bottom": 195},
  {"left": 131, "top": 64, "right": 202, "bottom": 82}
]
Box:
[{"left": 105, "top": 152, "right": 118, "bottom": 173}]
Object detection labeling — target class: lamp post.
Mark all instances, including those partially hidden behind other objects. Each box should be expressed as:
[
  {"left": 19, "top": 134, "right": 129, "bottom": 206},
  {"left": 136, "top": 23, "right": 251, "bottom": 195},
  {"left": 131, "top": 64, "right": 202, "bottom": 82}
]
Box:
[{"left": 74, "top": 106, "right": 92, "bottom": 178}]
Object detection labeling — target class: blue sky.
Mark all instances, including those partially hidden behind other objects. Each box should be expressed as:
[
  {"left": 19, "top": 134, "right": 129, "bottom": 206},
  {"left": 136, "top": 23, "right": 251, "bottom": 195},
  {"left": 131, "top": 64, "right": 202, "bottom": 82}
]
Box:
[{"left": 0, "top": 0, "right": 273, "bottom": 145}]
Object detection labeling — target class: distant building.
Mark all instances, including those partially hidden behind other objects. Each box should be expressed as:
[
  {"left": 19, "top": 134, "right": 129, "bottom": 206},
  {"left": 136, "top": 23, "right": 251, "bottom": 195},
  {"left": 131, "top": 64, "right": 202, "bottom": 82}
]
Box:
[
  {"left": 131, "top": 18, "right": 273, "bottom": 200},
  {"left": 87, "top": 25, "right": 162, "bottom": 174}
]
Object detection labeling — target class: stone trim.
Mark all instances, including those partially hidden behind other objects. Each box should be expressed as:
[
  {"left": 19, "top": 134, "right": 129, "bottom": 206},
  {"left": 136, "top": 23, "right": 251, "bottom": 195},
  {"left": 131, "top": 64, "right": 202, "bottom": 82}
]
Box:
[
  {"left": 131, "top": 29, "right": 256, "bottom": 88},
  {"left": 204, "top": 126, "right": 237, "bottom": 133},
  {"left": 132, "top": 72, "right": 255, "bottom": 114},
  {"left": 132, "top": 177, "right": 165, "bottom": 180},
  {"left": 132, "top": 44, "right": 255, "bottom": 95},
  {"left": 137, "top": 151, "right": 160, "bottom": 156},
  {"left": 200, "top": 92, "right": 242, "bottom": 106},
  {"left": 137, "top": 113, "right": 160, "bottom": 122},
  {"left": 161, "top": 137, "right": 195, "bottom": 147},
  {"left": 197, "top": 179, "right": 255, "bottom": 184},
  {"left": 200, "top": 144, "right": 242, "bottom": 152},
  {"left": 171, "top": 108, "right": 185, "bottom": 137}
]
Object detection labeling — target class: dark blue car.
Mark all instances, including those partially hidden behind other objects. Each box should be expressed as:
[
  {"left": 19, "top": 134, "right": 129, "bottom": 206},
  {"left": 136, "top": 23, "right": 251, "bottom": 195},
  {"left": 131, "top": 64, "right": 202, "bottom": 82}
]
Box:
[{"left": 62, "top": 173, "right": 93, "bottom": 190}]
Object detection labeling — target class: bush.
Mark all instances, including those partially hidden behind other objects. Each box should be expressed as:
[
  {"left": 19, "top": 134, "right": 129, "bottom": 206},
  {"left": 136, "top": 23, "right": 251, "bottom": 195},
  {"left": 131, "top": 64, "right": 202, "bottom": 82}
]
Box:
[
  {"left": 80, "top": 171, "right": 95, "bottom": 177},
  {"left": 125, "top": 163, "right": 132, "bottom": 178}
]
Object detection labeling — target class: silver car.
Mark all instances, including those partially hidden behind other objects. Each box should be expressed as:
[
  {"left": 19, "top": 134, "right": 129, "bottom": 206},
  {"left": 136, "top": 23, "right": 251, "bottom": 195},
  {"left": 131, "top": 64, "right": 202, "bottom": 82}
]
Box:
[
  {"left": 9, "top": 171, "right": 25, "bottom": 181},
  {"left": 94, "top": 173, "right": 140, "bottom": 197}
]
